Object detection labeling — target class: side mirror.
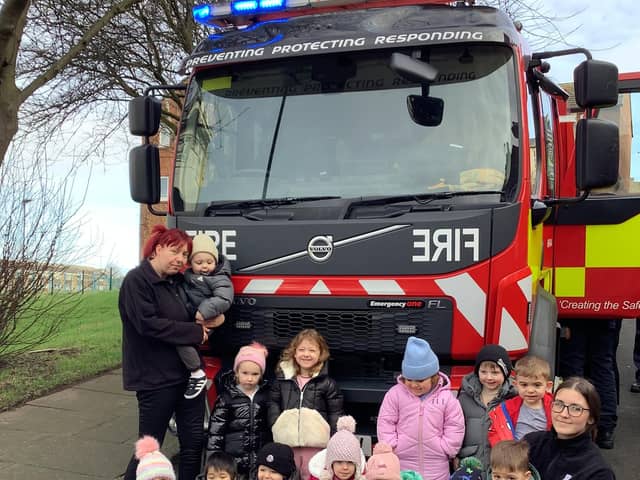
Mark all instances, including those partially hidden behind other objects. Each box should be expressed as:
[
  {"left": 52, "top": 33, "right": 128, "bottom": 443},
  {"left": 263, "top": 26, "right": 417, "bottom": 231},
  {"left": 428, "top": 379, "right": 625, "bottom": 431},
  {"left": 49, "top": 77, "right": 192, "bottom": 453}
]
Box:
[
  {"left": 575, "top": 118, "right": 619, "bottom": 190},
  {"left": 573, "top": 60, "right": 618, "bottom": 109},
  {"left": 407, "top": 95, "right": 444, "bottom": 127},
  {"left": 129, "top": 96, "right": 162, "bottom": 136},
  {"left": 129, "top": 144, "right": 161, "bottom": 204}
]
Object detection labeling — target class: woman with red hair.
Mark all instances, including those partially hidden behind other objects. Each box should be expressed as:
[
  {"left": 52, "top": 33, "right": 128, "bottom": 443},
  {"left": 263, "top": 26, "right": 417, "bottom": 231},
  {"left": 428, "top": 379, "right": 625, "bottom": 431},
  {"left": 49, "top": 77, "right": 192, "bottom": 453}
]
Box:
[{"left": 120, "top": 225, "right": 218, "bottom": 480}]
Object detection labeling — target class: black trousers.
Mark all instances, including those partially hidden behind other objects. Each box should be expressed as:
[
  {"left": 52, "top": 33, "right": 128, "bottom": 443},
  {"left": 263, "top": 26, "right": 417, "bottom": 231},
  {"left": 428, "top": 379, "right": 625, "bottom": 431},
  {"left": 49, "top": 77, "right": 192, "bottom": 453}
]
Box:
[
  {"left": 559, "top": 318, "right": 621, "bottom": 432},
  {"left": 124, "top": 382, "right": 205, "bottom": 480},
  {"left": 634, "top": 318, "right": 640, "bottom": 383}
]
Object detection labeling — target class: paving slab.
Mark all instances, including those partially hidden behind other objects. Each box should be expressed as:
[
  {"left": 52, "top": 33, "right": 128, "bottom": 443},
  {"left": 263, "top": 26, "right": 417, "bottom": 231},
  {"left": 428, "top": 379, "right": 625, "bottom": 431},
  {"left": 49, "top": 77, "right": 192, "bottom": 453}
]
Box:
[
  {"left": 0, "top": 460, "right": 104, "bottom": 480},
  {"left": 0, "top": 369, "right": 178, "bottom": 479},
  {"left": 27, "top": 386, "right": 134, "bottom": 421}
]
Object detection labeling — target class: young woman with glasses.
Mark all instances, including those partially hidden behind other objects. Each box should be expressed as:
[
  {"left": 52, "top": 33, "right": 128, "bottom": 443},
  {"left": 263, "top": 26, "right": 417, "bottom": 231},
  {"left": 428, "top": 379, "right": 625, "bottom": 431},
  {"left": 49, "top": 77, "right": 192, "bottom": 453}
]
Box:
[{"left": 523, "top": 377, "right": 615, "bottom": 480}]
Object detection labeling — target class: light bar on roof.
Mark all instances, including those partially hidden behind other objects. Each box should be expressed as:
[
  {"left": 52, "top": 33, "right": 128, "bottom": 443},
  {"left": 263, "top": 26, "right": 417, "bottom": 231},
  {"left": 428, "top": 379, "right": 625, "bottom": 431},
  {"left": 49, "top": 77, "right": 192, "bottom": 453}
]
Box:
[
  {"left": 192, "top": 0, "right": 454, "bottom": 25},
  {"left": 193, "top": 3, "right": 232, "bottom": 22},
  {"left": 232, "top": 0, "right": 286, "bottom": 14}
]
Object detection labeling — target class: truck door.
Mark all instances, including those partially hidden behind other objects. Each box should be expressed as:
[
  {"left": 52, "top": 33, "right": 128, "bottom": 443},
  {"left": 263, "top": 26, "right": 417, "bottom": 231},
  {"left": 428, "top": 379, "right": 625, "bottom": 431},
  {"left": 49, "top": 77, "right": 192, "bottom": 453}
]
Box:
[{"left": 551, "top": 72, "right": 640, "bottom": 318}]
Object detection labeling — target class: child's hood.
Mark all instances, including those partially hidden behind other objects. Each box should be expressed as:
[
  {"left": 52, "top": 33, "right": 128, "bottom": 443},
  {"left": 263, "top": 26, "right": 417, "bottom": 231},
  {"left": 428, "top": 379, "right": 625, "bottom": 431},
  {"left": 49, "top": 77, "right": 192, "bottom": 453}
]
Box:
[
  {"left": 214, "top": 254, "right": 232, "bottom": 276},
  {"left": 278, "top": 358, "right": 328, "bottom": 380}
]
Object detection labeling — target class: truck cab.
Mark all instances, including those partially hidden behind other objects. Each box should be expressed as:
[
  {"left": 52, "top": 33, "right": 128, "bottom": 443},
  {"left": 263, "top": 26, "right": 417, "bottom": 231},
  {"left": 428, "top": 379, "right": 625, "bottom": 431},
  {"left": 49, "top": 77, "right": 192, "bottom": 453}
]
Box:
[{"left": 128, "top": 0, "right": 619, "bottom": 439}]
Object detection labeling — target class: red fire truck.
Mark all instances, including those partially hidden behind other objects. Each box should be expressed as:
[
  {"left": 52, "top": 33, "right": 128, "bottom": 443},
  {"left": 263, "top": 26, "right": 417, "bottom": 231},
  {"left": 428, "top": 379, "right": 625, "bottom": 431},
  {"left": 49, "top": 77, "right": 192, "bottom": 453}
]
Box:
[{"left": 128, "top": 0, "right": 620, "bottom": 440}]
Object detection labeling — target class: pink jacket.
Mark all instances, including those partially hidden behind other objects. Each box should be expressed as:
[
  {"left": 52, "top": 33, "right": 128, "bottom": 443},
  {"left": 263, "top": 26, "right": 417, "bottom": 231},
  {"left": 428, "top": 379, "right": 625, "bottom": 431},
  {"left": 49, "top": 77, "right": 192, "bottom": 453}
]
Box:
[{"left": 376, "top": 372, "right": 465, "bottom": 480}]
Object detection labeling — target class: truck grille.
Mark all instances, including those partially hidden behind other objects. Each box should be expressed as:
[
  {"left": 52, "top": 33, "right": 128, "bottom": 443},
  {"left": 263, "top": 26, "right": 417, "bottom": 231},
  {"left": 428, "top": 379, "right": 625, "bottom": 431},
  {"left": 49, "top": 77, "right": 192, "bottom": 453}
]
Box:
[{"left": 210, "top": 296, "right": 453, "bottom": 358}]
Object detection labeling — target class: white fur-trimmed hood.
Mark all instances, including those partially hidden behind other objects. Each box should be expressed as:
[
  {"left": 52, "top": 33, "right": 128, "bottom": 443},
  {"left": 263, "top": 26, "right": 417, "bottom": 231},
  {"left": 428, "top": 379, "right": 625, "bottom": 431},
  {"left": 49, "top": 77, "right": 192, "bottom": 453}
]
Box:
[
  {"left": 272, "top": 407, "right": 330, "bottom": 448},
  {"left": 278, "top": 359, "right": 327, "bottom": 380}
]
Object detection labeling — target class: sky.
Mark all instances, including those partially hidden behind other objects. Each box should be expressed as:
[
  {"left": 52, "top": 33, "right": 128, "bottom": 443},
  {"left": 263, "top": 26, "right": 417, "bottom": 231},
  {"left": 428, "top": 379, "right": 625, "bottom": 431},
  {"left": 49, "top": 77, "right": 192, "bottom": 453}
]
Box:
[{"left": 64, "top": 0, "right": 640, "bottom": 273}]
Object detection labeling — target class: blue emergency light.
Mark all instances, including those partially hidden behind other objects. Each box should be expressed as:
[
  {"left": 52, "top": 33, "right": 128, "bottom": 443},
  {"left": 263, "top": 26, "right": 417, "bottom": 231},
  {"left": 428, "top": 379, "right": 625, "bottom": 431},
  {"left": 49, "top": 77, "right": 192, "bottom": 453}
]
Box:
[
  {"left": 193, "top": 0, "right": 288, "bottom": 24},
  {"left": 192, "top": 4, "right": 212, "bottom": 21}
]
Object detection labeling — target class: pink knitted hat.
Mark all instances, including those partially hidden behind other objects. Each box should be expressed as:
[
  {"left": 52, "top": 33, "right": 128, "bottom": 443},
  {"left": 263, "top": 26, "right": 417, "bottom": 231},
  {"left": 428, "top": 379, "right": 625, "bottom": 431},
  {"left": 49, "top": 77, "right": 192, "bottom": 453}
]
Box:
[
  {"left": 135, "top": 436, "right": 175, "bottom": 480},
  {"left": 234, "top": 342, "right": 269, "bottom": 373},
  {"left": 325, "top": 416, "right": 362, "bottom": 473},
  {"left": 365, "top": 443, "right": 400, "bottom": 480}
]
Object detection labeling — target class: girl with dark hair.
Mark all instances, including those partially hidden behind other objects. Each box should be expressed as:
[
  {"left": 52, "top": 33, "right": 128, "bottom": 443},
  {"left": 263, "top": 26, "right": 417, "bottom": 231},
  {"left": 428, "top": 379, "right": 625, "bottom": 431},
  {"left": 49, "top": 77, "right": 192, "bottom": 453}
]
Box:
[
  {"left": 120, "top": 225, "right": 222, "bottom": 480},
  {"left": 523, "top": 377, "right": 615, "bottom": 480}
]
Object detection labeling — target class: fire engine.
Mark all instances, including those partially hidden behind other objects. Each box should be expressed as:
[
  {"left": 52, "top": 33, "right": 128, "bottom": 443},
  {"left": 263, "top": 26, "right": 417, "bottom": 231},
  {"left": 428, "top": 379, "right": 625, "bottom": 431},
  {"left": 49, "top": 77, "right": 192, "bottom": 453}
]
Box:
[{"left": 127, "top": 0, "right": 620, "bottom": 441}]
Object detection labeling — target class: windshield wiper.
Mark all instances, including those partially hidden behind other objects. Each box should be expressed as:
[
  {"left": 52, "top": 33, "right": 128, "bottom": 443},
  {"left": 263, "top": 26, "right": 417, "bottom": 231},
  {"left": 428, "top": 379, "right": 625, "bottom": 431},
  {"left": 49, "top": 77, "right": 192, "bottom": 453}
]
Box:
[
  {"left": 349, "top": 190, "right": 502, "bottom": 207},
  {"left": 204, "top": 196, "right": 341, "bottom": 215},
  {"left": 344, "top": 190, "right": 504, "bottom": 217}
]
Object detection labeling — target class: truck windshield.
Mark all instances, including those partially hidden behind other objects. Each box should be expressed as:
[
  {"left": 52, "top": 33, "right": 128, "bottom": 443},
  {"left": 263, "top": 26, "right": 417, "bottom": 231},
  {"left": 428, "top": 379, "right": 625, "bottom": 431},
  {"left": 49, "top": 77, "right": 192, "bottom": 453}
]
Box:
[{"left": 173, "top": 45, "right": 518, "bottom": 213}]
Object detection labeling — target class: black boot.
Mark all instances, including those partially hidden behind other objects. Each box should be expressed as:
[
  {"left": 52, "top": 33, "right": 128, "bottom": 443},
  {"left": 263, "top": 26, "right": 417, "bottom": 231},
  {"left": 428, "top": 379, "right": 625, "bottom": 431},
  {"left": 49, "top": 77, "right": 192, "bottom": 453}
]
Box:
[{"left": 596, "top": 430, "right": 615, "bottom": 449}]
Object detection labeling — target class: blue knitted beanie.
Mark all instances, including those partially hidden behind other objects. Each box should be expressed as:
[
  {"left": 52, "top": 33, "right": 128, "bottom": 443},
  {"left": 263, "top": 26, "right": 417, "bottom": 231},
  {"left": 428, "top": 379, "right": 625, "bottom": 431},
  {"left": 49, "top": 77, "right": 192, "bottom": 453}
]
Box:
[{"left": 401, "top": 337, "right": 439, "bottom": 380}]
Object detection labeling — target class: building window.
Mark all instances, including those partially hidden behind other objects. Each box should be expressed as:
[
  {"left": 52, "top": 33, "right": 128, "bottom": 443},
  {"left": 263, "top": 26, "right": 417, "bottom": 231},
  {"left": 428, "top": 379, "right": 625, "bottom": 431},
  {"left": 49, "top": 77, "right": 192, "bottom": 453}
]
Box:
[
  {"left": 159, "top": 124, "right": 173, "bottom": 148},
  {"left": 160, "top": 176, "right": 169, "bottom": 202}
]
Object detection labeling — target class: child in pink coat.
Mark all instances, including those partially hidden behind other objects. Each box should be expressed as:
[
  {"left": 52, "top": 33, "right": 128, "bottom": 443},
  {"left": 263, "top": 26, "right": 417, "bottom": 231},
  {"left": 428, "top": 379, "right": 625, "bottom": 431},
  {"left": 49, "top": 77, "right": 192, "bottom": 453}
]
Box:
[{"left": 377, "top": 337, "right": 465, "bottom": 480}]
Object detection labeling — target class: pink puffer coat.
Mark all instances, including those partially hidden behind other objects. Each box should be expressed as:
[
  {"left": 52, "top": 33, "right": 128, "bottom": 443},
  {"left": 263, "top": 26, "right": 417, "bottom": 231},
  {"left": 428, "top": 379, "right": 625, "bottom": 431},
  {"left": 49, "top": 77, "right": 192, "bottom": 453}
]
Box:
[{"left": 377, "top": 372, "right": 465, "bottom": 480}]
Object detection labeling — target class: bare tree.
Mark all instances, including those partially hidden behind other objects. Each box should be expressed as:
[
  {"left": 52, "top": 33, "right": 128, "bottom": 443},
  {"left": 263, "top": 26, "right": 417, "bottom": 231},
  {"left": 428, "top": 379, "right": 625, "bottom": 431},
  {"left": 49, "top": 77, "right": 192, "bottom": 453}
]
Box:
[
  {"left": 0, "top": 0, "right": 146, "bottom": 167},
  {"left": 479, "top": 0, "right": 583, "bottom": 49},
  {"left": 0, "top": 151, "right": 88, "bottom": 364},
  {"left": 3, "top": 0, "right": 585, "bottom": 169}
]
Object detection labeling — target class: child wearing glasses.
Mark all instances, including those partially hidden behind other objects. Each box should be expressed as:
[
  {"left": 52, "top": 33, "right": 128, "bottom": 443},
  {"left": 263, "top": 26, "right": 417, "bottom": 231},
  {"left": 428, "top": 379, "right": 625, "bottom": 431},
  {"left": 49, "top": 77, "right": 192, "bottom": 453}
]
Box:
[
  {"left": 523, "top": 377, "right": 615, "bottom": 480},
  {"left": 488, "top": 356, "right": 553, "bottom": 445}
]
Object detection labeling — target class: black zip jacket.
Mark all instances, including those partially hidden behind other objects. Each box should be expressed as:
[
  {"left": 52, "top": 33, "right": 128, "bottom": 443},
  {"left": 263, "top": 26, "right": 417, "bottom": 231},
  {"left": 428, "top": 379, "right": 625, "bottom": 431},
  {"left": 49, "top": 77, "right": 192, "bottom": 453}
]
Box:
[
  {"left": 206, "top": 371, "right": 271, "bottom": 475},
  {"left": 268, "top": 360, "right": 344, "bottom": 433},
  {"left": 524, "top": 429, "right": 615, "bottom": 480},
  {"left": 119, "top": 260, "right": 204, "bottom": 391}
]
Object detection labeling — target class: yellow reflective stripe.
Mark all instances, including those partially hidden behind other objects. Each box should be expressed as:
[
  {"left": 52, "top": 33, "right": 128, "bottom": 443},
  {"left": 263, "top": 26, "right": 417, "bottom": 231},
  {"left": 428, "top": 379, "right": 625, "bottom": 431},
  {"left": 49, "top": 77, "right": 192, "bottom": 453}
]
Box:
[
  {"left": 586, "top": 214, "right": 640, "bottom": 267},
  {"left": 528, "top": 212, "right": 543, "bottom": 293},
  {"left": 555, "top": 267, "right": 585, "bottom": 297}
]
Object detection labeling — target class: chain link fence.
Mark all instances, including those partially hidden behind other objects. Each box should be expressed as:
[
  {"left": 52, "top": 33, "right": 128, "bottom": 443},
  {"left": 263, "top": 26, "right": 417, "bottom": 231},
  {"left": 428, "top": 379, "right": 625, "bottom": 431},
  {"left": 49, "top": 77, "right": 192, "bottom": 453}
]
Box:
[{"left": 44, "top": 267, "right": 123, "bottom": 293}]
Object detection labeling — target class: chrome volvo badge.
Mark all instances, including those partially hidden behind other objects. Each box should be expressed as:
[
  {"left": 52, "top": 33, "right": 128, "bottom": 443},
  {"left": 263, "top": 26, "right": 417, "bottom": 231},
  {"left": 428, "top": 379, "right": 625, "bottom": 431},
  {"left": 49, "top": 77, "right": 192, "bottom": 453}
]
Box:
[{"left": 307, "top": 235, "right": 333, "bottom": 262}]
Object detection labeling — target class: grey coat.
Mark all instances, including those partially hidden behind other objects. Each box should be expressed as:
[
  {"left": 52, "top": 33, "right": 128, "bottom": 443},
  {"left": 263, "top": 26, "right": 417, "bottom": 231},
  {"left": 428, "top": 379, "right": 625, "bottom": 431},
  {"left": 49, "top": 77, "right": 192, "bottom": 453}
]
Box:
[
  {"left": 183, "top": 255, "right": 234, "bottom": 319},
  {"left": 457, "top": 373, "right": 517, "bottom": 468}
]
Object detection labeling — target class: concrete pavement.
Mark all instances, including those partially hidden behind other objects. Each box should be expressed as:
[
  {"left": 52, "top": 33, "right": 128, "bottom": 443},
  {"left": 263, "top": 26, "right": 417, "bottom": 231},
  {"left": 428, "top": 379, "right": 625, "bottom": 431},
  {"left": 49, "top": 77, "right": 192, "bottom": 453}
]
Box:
[{"left": 0, "top": 369, "right": 178, "bottom": 479}]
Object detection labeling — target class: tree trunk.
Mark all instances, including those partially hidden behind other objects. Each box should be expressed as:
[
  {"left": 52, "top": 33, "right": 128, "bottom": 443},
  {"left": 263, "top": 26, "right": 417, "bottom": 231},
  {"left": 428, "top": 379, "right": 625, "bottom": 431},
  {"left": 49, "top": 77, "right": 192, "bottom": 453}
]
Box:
[{"left": 0, "top": 94, "right": 19, "bottom": 166}]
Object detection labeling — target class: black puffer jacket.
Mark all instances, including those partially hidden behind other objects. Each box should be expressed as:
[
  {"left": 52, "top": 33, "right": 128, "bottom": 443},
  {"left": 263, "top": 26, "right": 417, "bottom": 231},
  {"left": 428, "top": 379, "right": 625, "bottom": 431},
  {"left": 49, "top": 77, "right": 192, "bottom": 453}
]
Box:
[
  {"left": 206, "top": 370, "right": 271, "bottom": 475},
  {"left": 268, "top": 360, "right": 344, "bottom": 433}
]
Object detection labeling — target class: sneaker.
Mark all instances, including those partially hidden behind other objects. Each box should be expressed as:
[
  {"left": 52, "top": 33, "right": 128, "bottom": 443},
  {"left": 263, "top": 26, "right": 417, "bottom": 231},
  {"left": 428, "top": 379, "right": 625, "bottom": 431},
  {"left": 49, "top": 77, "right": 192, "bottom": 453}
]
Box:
[
  {"left": 184, "top": 374, "right": 207, "bottom": 399},
  {"left": 596, "top": 430, "right": 615, "bottom": 450},
  {"left": 631, "top": 382, "right": 640, "bottom": 393}
]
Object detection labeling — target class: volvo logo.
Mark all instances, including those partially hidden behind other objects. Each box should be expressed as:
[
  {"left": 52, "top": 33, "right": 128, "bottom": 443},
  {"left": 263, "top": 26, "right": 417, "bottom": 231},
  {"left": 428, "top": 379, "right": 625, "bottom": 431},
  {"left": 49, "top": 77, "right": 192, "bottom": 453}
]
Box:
[
  {"left": 307, "top": 235, "right": 334, "bottom": 262},
  {"left": 234, "top": 297, "right": 256, "bottom": 306}
]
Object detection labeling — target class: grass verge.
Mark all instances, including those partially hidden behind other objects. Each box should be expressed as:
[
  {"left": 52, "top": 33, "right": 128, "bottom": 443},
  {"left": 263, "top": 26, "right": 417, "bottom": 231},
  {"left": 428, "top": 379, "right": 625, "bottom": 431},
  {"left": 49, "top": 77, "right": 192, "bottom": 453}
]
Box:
[{"left": 0, "top": 290, "right": 121, "bottom": 411}]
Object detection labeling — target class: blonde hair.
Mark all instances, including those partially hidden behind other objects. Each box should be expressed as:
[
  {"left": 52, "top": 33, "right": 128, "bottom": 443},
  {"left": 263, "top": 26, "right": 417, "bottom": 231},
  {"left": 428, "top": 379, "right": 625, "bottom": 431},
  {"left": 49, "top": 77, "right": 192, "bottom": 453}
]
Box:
[
  {"left": 514, "top": 355, "right": 551, "bottom": 381},
  {"left": 278, "top": 329, "right": 330, "bottom": 375},
  {"left": 490, "top": 440, "right": 529, "bottom": 473}
]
